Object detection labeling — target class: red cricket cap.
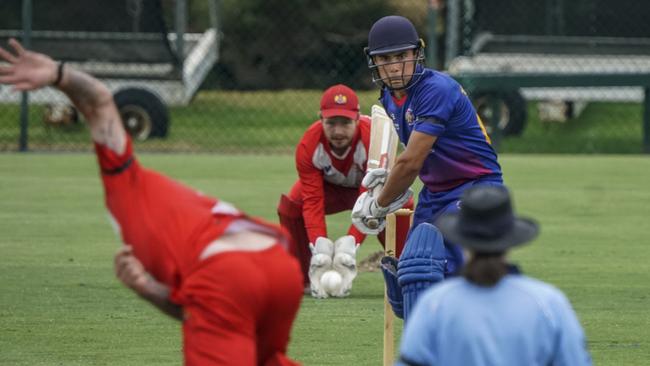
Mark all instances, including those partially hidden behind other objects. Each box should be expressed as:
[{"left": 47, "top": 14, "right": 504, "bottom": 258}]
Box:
[{"left": 320, "top": 84, "right": 360, "bottom": 120}]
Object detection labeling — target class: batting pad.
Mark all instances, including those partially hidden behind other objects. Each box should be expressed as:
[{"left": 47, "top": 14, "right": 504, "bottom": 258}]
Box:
[
  {"left": 397, "top": 223, "right": 446, "bottom": 322},
  {"left": 380, "top": 256, "right": 404, "bottom": 319}
]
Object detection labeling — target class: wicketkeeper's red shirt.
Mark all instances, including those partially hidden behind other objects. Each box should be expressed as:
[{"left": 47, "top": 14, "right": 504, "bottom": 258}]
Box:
[{"left": 294, "top": 116, "right": 371, "bottom": 243}]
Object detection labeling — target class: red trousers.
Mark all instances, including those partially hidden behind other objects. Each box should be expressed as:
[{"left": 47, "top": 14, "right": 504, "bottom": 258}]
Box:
[{"left": 177, "top": 245, "right": 303, "bottom": 366}]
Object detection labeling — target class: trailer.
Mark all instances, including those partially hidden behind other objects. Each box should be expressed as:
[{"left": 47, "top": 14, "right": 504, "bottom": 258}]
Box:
[
  {"left": 0, "top": 0, "right": 220, "bottom": 140},
  {"left": 442, "top": 0, "right": 650, "bottom": 136}
]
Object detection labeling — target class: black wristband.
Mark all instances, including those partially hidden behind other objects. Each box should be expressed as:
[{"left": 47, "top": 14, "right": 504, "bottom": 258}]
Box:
[{"left": 53, "top": 61, "right": 65, "bottom": 86}]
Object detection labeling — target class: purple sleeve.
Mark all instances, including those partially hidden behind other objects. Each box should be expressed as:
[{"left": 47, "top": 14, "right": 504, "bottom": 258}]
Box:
[
  {"left": 413, "top": 118, "right": 445, "bottom": 137},
  {"left": 411, "top": 75, "right": 462, "bottom": 137}
]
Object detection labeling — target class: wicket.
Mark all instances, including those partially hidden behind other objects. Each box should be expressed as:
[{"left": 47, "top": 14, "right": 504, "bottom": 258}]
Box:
[{"left": 383, "top": 208, "right": 413, "bottom": 366}]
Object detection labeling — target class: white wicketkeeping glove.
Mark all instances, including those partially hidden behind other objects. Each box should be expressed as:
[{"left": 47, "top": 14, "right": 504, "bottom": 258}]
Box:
[
  {"left": 331, "top": 235, "right": 359, "bottom": 297},
  {"left": 308, "top": 237, "right": 335, "bottom": 298}
]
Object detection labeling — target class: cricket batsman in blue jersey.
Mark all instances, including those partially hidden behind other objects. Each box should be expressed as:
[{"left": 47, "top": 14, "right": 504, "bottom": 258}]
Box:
[{"left": 351, "top": 15, "right": 504, "bottom": 321}]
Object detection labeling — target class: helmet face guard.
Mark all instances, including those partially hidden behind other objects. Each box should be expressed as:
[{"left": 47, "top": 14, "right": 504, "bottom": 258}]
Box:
[
  {"left": 365, "top": 16, "right": 426, "bottom": 90},
  {"left": 365, "top": 43, "right": 426, "bottom": 91}
]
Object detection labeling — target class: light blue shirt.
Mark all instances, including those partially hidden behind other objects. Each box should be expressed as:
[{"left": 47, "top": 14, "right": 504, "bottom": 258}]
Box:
[{"left": 398, "top": 274, "right": 592, "bottom": 366}]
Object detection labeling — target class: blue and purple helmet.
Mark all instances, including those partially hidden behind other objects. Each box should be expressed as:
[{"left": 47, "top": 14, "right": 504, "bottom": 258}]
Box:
[{"left": 365, "top": 16, "right": 426, "bottom": 90}]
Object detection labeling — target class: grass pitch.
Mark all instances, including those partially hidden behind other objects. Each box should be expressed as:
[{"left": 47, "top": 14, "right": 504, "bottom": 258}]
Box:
[{"left": 1, "top": 153, "right": 649, "bottom": 365}]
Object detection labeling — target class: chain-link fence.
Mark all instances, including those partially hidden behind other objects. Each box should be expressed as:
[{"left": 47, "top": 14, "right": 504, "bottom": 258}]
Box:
[{"left": 1, "top": 0, "right": 649, "bottom": 153}]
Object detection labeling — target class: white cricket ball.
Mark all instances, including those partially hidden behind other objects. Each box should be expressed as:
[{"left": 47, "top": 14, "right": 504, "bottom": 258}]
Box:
[{"left": 320, "top": 270, "right": 343, "bottom": 295}]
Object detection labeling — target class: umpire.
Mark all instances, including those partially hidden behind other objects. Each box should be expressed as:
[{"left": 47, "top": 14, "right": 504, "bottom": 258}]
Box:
[{"left": 398, "top": 185, "right": 592, "bottom": 366}]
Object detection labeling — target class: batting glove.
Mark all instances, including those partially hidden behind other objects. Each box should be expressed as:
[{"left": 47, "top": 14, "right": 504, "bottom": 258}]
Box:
[
  {"left": 362, "top": 168, "right": 388, "bottom": 190},
  {"left": 351, "top": 192, "right": 388, "bottom": 235}
]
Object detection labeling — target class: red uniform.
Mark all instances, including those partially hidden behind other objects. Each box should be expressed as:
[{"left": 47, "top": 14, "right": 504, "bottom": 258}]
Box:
[
  {"left": 96, "top": 137, "right": 303, "bottom": 366},
  {"left": 294, "top": 117, "right": 371, "bottom": 244},
  {"left": 278, "top": 118, "right": 411, "bottom": 284}
]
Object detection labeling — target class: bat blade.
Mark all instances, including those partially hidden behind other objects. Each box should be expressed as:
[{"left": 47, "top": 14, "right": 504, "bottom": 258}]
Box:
[
  {"left": 365, "top": 105, "right": 399, "bottom": 229},
  {"left": 367, "top": 105, "right": 397, "bottom": 171}
]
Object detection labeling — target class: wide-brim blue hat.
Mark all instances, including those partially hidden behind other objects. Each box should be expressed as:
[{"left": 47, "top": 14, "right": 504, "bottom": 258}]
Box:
[{"left": 435, "top": 185, "right": 539, "bottom": 252}]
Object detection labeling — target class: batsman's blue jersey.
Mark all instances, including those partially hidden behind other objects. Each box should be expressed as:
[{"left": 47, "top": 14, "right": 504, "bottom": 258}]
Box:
[
  {"left": 398, "top": 273, "right": 593, "bottom": 366},
  {"left": 379, "top": 67, "right": 502, "bottom": 193}
]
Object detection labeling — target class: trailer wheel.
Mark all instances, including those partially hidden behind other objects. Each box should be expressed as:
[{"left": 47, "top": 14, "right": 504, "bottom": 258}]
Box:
[
  {"left": 472, "top": 91, "right": 527, "bottom": 137},
  {"left": 113, "top": 88, "right": 169, "bottom": 140}
]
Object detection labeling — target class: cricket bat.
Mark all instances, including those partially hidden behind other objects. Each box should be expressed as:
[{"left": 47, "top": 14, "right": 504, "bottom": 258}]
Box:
[{"left": 365, "top": 104, "right": 399, "bottom": 230}]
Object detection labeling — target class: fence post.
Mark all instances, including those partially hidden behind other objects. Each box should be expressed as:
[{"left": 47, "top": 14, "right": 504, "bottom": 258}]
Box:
[
  {"left": 426, "top": 1, "right": 438, "bottom": 70},
  {"left": 19, "top": 0, "right": 32, "bottom": 152},
  {"left": 175, "top": 0, "right": 187, "bottom": 66},
  {"left": 643, "top": 87, "right": 650, "bottom": 154},
  {"left": 444, "top": 0, "right": 460, "bottom": 69}
]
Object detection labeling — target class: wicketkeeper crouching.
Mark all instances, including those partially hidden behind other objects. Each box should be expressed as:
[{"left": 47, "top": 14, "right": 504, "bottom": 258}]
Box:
[{"left": 278, "top": 84, "right": 413, "bottom": 299}]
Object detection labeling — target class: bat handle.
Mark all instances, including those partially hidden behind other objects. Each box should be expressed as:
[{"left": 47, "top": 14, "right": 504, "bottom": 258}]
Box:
[
  {"left": 366, "top": 217, "right": 380, "bottom": 230},
  {"left": 365, "top": 184, "right": 382, "bottom": 230}
]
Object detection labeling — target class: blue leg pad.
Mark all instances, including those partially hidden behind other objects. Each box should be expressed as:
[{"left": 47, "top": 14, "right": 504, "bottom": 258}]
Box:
[
  {"left": 397, "top": 223, "right": 446, "bottom": 322},
  {"left": 380, "top": 256, "right": 403, "bottom": 319}
]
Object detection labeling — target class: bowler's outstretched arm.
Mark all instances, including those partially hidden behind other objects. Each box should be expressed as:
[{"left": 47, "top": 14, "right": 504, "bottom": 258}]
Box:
[{"left": 0, "top": 38, "right": 126, "bottom": 153}]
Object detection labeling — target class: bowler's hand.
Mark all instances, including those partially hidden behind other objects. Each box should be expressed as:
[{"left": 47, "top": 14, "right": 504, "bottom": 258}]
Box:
[
  {"left": 114, "top": 245, "right": 152, "bottom": 297},
  {"left": 114, "top": 246, "right": 181, "bottom": 320},
  {"left": 0, "top": 38, "right": 58, "bottom": 91}
]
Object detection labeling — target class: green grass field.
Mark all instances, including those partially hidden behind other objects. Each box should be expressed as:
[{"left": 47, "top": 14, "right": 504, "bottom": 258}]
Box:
[{"left": 1, "top": 153, "right": 649, "bottom": 365}]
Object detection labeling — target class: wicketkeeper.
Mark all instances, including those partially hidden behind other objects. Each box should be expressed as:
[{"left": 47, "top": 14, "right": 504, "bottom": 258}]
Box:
[
  {"left": 0, "top": 39, "right": 303, "bottom": 366},
  {"left": 278, "top": 84, "right": 413, "bottom": 298}
]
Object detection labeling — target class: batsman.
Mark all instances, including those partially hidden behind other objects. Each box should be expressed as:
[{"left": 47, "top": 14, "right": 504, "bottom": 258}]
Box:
[{"left": 351, "top": 16, "right": 505, "bottom": 321}]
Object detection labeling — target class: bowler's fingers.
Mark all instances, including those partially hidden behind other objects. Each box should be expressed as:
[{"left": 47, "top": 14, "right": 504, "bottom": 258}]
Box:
[
  {"left": 0, "top": 65, "right": 13, "bottom": 75},
  {"left": 0, "top": 45, "right": 18, "bottom": 64},
  {"left": 114, "top": 245, "right": 131, "bottom": 264},
  {"left": 0, "top": 73, "right": 37, "bottom": 92},
  {"left": 115, "top": 252, "right": 148, "bottom": 289},
  {"left": 0, "top": 75, "right": 19, "bottom": 85},
  {"left": 8, "top": 38, "right": 25, "bottom": 56},
  {"left": 114, "top": 246, "right": 138, "bottom": 277},
  {"left": 12, "top": 83, "right": 34, "bottom": 92},
  {"left": 115, "top": 259, "right": 146, "bottom": 290},
  {"left": 115, "top": 245, "right": 133, "bottom": 256}
]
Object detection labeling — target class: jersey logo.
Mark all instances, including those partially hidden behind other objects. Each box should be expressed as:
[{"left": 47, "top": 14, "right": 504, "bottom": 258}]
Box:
[
  {"left": 334, "top": 94, "right": 347, "bottom": 104},
  {"left": 405, "top": 108, "right": 415, "bottom": 124}
]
